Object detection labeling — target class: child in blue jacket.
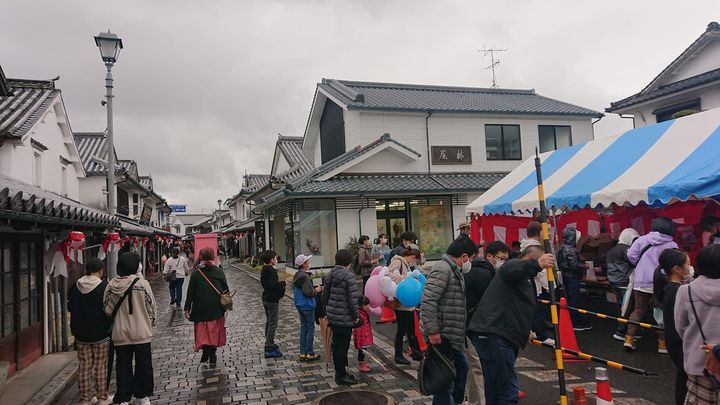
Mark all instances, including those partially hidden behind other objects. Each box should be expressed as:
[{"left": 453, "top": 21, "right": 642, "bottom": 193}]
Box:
[{"left": 293, "top": 255, "right": 322, "bottom": 361}]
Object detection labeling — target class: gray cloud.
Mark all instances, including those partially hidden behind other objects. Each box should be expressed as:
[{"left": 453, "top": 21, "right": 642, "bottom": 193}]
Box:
[{"left": 2, "top": 0, "right": 719, "bottom": 211}]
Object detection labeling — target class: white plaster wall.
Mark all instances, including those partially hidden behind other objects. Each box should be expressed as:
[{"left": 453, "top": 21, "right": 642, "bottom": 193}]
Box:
[
  {"left": 342, "top": 111, "right": 595, "bottom": 174},
  {"left": 662, "top": 40, "right": 720, "bottom": 84},
  {"left": 0, "top": 101, "right": 83, "bottom": 199},
  {"left": 79, "top": 176, "right": 107, "bottom": 211},
  {"left": 336, "top": 209, "right": 359, "bottom": 249},
  {"left": 360, "top": 207, "right": 377, "bottom": 238}
]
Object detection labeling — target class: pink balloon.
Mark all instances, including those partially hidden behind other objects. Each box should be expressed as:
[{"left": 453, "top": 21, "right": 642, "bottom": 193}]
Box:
[
  {"left": 368, "top": 306, "right": 382, "bottom": 317},
  {"left": 371, "top": 266, "right": 383, "bottom": 277},
  {"left": 364, "top": 275, "right": 385, "bottom": 307}
]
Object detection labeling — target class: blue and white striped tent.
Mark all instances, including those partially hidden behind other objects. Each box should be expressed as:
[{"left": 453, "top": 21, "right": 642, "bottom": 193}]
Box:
[{"left": 467, "top": 107, "right": 720, "bottom": 216}]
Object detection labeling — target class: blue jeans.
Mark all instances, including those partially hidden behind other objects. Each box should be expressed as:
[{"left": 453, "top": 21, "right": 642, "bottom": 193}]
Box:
[
  {"left": 472, "top": 334, "right": 519, "bottom": 405},
  {"left": 432, "top": 346, "right": 468, "bottom": 405},
  {"left": 169, "top": 278, "right": 184, "bottom": 306},
  {"left": 298, "top": 310, "right": 315, "bottom": 355},
  {"left": 562, "top": 274, "right": 585, "bottom": 326}
]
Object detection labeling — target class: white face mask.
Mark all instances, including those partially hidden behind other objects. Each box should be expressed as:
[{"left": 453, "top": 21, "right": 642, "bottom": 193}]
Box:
[
  {"left": 689, "top": 265, "right": 695, "bottom": 277},
  {"left": 495, "top": 259, "right": 506, "bottom": 270},
  {"left": 461, "top": 260, "right": 472, "bottom": 272}
]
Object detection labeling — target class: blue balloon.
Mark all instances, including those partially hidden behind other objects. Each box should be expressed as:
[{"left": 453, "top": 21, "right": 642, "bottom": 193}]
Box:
[
  {"left": 396, "top": 277, "right": 423, "bottom": 307},
  {"left": 409, "top": 269, "right": 427, "bottom": 288}
]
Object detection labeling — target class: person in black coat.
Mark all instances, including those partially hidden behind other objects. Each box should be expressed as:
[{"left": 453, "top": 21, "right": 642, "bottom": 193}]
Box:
[
  {"left": 321, "top": 249, "right": 361, "bottom": 386},
  {"left": 468, "top": 244, "right": 555, "bottom": 405},
  {"left": 260, "top": 250, "right": 286, "bottom": 358},
  {"left": 67, "top": 258, "right": 112, "bottom": 404},
  {"left": 464, "top": 241, "right": 510, "bottom": 328}
]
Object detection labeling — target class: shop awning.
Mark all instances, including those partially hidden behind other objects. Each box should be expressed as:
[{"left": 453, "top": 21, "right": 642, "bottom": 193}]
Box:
[{"left": 467, "top": 107, "right": 720, "bottom": 215}]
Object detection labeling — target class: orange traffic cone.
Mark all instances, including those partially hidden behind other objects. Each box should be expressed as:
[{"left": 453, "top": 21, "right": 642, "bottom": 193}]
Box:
[
  {"left": 595, "top": 367, "right": 615, "bottom": 405},
  {"left": 571, "top": 386, "right": 587, "bottom": 405},
  {"left": 413, "top": 311, "right": 427, "bottom": 352},
  {"left": 378, "top": 304, "right": 396, "bottom": 323},
  {"left": 559, "top": 297, "right": 587, "bottom": 362}
]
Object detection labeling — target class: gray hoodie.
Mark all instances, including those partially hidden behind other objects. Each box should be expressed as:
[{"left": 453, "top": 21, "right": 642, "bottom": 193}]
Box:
[{"left": 674, "top": 276, "right": 720, "bottom": 375}]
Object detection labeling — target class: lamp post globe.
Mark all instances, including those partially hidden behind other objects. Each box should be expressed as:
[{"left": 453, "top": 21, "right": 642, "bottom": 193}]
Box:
[{"left": 94, "top": 30, "right": 123, "bottom": 63}]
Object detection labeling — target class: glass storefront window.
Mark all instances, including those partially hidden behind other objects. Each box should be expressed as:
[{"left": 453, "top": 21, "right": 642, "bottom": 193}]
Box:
[
  {"left": 293, "top": 207, "right": 337, "bottom": 268},
  {"left": 410, "top": 199, "right": 453, "bottom": 260},
  {"left": 270, "top": 214, "right": 293, "bottom": 264}
]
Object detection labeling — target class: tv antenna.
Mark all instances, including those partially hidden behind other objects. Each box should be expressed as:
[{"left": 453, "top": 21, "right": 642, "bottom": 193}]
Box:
[{"left": 478, "top": 45, "right": 507, "bottom": 88}]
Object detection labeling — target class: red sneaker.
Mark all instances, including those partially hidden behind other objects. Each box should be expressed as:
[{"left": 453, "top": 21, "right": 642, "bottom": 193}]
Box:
[
  {"left": 519, "top": 390, "right": 525, "bottom": 399},
  {"left": 358, "top": 361, "right": 371, "bottom": 373}
]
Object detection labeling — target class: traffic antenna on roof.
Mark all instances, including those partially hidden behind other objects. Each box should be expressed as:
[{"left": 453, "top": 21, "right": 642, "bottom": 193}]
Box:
[{"left": 478, "top": 45, "right": 507, "bottom": 88}]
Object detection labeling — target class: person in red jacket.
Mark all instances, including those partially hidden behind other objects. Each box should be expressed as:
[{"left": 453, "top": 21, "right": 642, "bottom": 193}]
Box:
[{"left": 353, "top": 295, "right": 374, "bottom": 373}]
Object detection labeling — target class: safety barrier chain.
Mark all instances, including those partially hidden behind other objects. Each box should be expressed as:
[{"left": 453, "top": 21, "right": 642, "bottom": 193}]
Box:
[
  {"left": 530, "top": 339, "right": 660, "bottom": 377},
  {"left": 538, "top": 299, "right": 664, "bottom": 331}
]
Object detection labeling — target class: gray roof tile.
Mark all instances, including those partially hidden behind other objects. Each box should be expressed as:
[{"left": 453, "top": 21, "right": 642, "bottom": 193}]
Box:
[
  {"left": 319, "top": 79, "right": 602, "bottom": 117},
  {"left": 277, "top": 136, "right": 314, "bottom": 173},
  {"left": 243, "top": 174, "right": 271, "bottom": 194},
  {"left": 0, "top": 79, "right": 60, "bottom": 139},
  {"left": 0, "top": 173, "right": 119, "bottom": 227},
  {"left": 73, "top": 132, "right": 123, "bottom": 175},
  {"left": 607, "top": 68, "right": 720, "bottom": 112}
]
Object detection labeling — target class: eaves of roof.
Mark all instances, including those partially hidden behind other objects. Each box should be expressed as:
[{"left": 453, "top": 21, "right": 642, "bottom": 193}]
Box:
[
  {"left": 606, "top": 68, "right": 720, "bottom": 112},
  {"left": 0, "top": 79, "right": 60, "bottom": 139}
]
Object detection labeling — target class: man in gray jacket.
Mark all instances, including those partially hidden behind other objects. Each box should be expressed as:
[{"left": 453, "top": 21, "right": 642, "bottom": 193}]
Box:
[
  {"left": 421, "top": 235, "right": 477, "bottom": 405},
  {"left": 322, "top": 249, "right": 361, "bottom": 386}
]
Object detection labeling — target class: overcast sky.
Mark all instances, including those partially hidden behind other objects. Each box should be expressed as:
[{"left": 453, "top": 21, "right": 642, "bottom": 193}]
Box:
[{"left": 2, "top": 1, "right": 719, "bottom": 212}]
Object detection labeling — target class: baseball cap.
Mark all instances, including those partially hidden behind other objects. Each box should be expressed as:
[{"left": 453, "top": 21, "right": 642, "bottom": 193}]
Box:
[
  {"left": 295, "top": 254, "right": 313, "bottom": 267},
  {"left": 457, "top": 222, "right": 470, "bottom": 230}
]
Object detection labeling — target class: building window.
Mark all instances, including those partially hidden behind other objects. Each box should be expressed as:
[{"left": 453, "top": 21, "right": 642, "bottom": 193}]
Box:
[
  {"left": 292, "top": 205, "right": 338, "bottom": 268},
  {"left": 538, "top": 125, "right": 572, "bottom": 153},
  {"left": 654, "top": 98, "right": 701, "bottom": 123},
  {"left": 32, "top": 151, "right": 42, "bottom": 187},
  {"left": 61, "top": 165, "right": 68, "bottom": 197},
  {"left": 485, "top": 124, "right": 521, "bottom": 160},
  {"left": 376, "top": 198, "right": 453, "bottom": 260}
]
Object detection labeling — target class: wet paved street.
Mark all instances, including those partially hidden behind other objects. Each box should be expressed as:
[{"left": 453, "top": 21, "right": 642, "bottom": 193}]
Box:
[{"left": 56, "top": 263, "right": 431, "bottom": 404}]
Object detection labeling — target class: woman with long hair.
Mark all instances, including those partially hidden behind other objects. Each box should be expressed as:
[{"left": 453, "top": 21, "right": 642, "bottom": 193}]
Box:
[
  {"left": 386, "top": 245, "right": 423, "bottom": 364},
  {"left": 184, "top": 247, "right": 229, "bottom": 365}
]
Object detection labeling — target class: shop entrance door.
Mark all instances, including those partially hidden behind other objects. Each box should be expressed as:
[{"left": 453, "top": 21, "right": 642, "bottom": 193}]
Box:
[
  {"left": 376, "top": 200, "right": 409, "bottom": 249},
  {"left": 0, "top": 235, "right": 43, "bottom": 375}
]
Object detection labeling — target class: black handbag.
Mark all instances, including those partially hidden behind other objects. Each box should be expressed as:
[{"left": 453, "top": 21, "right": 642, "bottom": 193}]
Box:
[{"left": 418, "top": 336, "right": 456, "bottom": 396}]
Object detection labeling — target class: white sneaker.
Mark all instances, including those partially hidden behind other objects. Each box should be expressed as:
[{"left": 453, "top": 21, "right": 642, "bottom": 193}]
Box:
[
  {"left": 542, "top": 338, "right": 556, "bottom": 346},
  {"left": 135, "top": 397, "right": 151, "bottom": 405}
]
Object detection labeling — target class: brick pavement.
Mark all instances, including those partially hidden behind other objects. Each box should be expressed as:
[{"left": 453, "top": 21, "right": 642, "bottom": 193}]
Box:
[{"left": 56, "top": 265, "right": 432, "bottom": 405}]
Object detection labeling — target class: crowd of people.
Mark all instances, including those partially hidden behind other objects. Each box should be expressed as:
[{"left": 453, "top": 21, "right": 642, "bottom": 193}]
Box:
[{"left": 65, "top": 215, "right": 720, "bottom": 405}]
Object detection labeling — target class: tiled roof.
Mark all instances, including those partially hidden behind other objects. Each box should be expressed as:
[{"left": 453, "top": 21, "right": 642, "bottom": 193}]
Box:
[
  {"left": 307, "top": 133, "right": 421, "bottom": 181},
  {"left": 0, "top": 78, "right": 60, "bottom": 139},
  {"left": 290, "top": 172, "right": 507, "bottom": 196},
  {"left": 607, "top": 68, "right": 720, "bottom": 112},
  {"left": 0, "top": 66, "right": 10, "bottom": 97},
  {"left": 243, "top": 174, "right": 271, "bottom": 194},
  {"left": 73, "top": 132, "right": 124, "bottom": 175},
  {"left": 276, "top": 135, "right": 314, "bottom": 173},
  {"left": 608, "top": 22, "right": 720, "bottom": 112},
  {"left": 0, "top": 173, "right": 119, "bottom": 227},
  {"left": 139, "top": 176, "right": 153, "bottom": 190},
  {"left": 318, "top": 79, "right": 602, "bottom": 117}
]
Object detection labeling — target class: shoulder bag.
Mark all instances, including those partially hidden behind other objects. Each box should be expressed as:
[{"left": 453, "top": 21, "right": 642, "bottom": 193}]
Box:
[
  {"left": 109, "top": 278, "right": 141, "bottom": 332},
  {"left": 688, "top": 285, "right": 720, "bottom": 386},
  {"left": 197, "top": 268, "right": 236, "bottom": 311},
  {"left": 165, "top": 258, "right": 178, "bottom": 282},
  {"left": 418, "top": 335, "right": 456, "bottom": 395}
]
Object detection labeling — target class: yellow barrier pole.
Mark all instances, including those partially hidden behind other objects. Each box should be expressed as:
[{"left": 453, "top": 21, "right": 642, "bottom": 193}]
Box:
[{"left": 534, "top": 149, "right": 568, "bottom": 405}]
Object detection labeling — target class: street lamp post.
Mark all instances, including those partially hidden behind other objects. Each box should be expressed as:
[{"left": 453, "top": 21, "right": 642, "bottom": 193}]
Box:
[{"left": 94, "top": 30, "right": 123, "bottom": 215}]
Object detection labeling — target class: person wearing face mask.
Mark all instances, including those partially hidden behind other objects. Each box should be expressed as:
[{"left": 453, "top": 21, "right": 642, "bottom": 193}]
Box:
[
  {"left": 464, "top": 241, "right": 509, "bottom": 331},
  {"left": 371, "top": 233, "right": 392, "bottom": 266},
  {"left": 653, "top": 248, "right": 692, "bottom": 405},
  {"left": 391, "top": 231, "right": 418, "bottom": 258},
  {"left": 421, "top": 235, "right": 476, "bottom": 405},
  {"left": 386, "top": 245, "right": 423, "bottom": 364},
  {"left": 467, "top": 244, "right": 556, "bottom": 405}
]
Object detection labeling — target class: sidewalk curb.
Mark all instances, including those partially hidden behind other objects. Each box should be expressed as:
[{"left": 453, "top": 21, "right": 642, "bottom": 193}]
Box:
[{"left": 228, "top": 262, "right": 423, "bottom": 383}]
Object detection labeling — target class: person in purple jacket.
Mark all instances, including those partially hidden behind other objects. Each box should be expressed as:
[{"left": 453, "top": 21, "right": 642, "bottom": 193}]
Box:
[{"left": 624, "top": 217, "right": 678, "bottom": 352}]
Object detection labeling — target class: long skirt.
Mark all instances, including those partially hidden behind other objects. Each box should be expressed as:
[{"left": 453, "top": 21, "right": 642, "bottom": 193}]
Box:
[{"left": 194, "top": 316, "right": 227, "bottom": 352}]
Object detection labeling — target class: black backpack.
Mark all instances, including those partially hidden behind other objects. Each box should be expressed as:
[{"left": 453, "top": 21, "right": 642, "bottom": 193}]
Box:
[{"left": 352, "top": 253, "right": 361, "bottom": 275}]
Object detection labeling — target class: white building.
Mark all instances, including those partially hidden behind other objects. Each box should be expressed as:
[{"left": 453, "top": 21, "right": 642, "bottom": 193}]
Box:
[
  {"left": 607, "top": 22, "right": 720, "bottom": 126},
  {"left": 250, "top": 79, "right": 602, "bottom": 267},
  {"left": 73, "top": 132, "right": 171, "bottom": 228},
  {"left": 169, "top": 213, "right": 212, "bottom": 236},
  {"left": 0, "top": 69, "right": 119, "bottom": 375}
]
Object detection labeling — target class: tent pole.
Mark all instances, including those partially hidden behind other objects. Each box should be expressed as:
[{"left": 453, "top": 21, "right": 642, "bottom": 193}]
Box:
[{"left": 534, "top": 148, "right": 568, "bottom": 405}]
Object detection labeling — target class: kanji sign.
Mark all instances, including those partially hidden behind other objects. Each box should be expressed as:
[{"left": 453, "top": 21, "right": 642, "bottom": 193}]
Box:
[{"left": 431, "top": 146, "right": 472, "bottom": 165}]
